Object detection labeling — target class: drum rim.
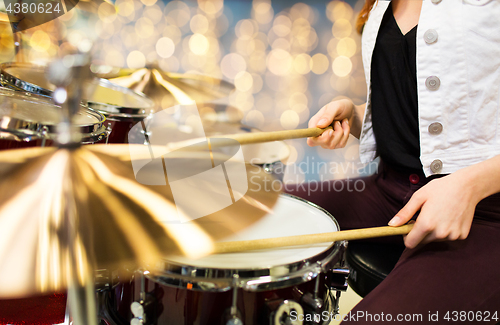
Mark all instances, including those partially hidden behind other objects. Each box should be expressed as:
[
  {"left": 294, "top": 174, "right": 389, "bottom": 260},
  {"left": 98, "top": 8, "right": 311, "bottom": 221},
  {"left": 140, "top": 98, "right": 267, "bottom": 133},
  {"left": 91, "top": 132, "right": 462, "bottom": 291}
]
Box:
[
  {"left": 0, "top": 62, "right": 154, "bottom": 120},
  {"left": 0, "top": 87, "right": 108, "bottom": 142},
  {"left": 86, "top": 78, "right": 155, "bottom": 120},
  {"left": 147, "top": 194, "right": 343, "bottom": 292},
  {"left": 0, "top": 62, "right": 53, "bottom": 98}
]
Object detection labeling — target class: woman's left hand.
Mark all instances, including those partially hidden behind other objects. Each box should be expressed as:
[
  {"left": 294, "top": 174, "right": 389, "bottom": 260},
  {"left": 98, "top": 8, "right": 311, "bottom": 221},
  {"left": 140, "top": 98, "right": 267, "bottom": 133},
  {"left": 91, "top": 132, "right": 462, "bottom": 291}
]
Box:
[{"left": 388, "top": 171, "right": 482, "bottom": 249}]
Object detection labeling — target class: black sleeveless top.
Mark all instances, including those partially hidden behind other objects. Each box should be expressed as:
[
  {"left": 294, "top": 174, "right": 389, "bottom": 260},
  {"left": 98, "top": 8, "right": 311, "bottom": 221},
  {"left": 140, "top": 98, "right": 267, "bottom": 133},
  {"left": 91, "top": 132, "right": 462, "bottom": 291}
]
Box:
[{"left": 371, "top": 3, "right": 422, "bottom": 172}]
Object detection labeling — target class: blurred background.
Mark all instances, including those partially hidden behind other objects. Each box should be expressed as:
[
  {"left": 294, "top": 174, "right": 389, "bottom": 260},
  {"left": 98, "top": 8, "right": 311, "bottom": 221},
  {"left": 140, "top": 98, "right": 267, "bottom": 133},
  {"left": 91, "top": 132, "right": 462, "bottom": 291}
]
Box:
[{"left": 0, "top": 0, "right": 375, "bottom": 182}]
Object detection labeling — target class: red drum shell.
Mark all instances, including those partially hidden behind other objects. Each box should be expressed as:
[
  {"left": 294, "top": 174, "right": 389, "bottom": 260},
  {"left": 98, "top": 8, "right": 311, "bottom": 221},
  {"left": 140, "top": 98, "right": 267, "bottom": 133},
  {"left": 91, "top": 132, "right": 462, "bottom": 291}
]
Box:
[
  {"left": 0, "top": 88, "right": 107, "bottom": 150},
  {"left": 101, "top": 195, "right": 347, "bottom": 325}
]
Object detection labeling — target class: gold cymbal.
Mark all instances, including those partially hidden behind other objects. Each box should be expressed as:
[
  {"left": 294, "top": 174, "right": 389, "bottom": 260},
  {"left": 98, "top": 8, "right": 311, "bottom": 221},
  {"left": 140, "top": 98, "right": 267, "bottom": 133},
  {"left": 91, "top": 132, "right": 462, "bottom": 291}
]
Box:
[
  {"left": 0, "top": 144, "right": 279, "bottom": 298},
  {"left": 95, "top": 67, "right": 235, "bottom": 108}
]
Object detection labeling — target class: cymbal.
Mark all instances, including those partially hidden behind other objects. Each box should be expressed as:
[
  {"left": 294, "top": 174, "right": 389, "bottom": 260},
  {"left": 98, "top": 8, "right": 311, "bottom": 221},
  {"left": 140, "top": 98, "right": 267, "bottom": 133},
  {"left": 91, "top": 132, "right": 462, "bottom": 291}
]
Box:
[
  {"left": 95, "top": 66, "right": 235, "bottom": 108},
  {"left": 0, "top": 144, "right": 279, "bottom": 298}
]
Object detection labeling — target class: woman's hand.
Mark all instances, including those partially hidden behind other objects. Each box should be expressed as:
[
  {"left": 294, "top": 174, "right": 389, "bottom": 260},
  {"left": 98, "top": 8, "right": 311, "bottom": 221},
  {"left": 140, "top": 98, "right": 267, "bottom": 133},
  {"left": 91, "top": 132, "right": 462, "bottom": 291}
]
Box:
[
  {"left": 388, "top": 171, "right": 483, "bottom": 249},
  {"left": 307, "top": 99, "right": 355, "bottom": 149}
]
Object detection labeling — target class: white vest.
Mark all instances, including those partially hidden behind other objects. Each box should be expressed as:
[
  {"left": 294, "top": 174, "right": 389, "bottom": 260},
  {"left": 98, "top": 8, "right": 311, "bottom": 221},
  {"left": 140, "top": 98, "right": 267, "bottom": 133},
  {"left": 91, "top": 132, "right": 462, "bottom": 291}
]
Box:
[{"left": 359, "top": 0, "right": 500, "bottom": 176}]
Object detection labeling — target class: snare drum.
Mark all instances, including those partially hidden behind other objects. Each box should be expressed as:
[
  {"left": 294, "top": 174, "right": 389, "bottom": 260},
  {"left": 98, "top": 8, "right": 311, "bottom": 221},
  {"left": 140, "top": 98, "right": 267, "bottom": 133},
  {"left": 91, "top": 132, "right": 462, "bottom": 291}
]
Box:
[
  {"left": 0, "top": 87, "right": 107, "bottom": 150},
  {"left": 0, "top": 62, "right": 155, "bottom": 144},
  {"left": 101, "top": 195, "right": 349, "bottom": 325}
]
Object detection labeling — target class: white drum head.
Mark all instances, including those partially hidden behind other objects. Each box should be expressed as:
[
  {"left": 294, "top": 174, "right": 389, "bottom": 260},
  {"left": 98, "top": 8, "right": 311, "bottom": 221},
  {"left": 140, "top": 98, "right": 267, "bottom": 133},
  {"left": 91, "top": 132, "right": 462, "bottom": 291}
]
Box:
[
  {"left": 167, "top": 195, "right": 338, "bottom": 269},
  {"left": 0, "top": 89, "right": 101, "bottom": 127}
]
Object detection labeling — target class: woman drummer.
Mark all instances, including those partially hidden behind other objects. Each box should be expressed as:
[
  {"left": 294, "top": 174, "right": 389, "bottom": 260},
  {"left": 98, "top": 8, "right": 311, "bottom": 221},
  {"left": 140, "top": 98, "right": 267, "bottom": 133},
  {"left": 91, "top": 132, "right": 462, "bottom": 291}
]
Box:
[{"left": 288, "top": 0, "right": 500, "bottom": 322}]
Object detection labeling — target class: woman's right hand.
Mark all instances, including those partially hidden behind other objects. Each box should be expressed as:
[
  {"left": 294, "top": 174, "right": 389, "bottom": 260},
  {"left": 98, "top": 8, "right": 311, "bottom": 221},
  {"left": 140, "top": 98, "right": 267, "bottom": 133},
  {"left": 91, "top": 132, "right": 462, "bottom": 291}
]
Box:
[{"left": 307, "top": 98, "right": 355, "bottom": 149}]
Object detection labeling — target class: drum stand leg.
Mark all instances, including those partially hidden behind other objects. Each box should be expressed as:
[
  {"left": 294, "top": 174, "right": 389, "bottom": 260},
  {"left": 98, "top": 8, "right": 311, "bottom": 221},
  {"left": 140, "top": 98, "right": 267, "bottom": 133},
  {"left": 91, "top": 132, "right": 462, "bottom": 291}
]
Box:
[
  {"left": 225, "top": 274, "right": 243, "bottom": 325},
  {"left": 40, "top": 126, "right": 49, "bottom": 148},
  {"left": 131, "top": 271, "right": 147, "bottom": 325}
]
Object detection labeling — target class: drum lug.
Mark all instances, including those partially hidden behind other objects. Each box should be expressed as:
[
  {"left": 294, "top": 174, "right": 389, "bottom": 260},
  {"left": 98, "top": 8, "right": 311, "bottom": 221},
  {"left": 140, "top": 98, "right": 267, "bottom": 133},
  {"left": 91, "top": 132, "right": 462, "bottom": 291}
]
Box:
[
  {"left": 324, "top": 241, "right": 349, "bottom": 292},
  {"left": 327, "top": 268, "right": 349, "bottom": 292},
  {"left": 105, "top": 124, "right": 112, "bottom": 144},
  {"left": 301, "top": 270, "right": 323, "bottom": 314},
  {"left": 301, "top": 293, "right": 323, "bottom": 313}
]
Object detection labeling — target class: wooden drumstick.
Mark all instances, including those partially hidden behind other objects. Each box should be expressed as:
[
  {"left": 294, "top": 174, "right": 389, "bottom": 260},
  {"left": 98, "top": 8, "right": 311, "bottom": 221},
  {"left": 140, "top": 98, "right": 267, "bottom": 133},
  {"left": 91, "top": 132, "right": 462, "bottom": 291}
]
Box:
[
  {"left": 213, "top": 224, "right": 414, "bottom": 254},
  {"left": 208, "top": 126, "right": 333, "bottom": 147}
]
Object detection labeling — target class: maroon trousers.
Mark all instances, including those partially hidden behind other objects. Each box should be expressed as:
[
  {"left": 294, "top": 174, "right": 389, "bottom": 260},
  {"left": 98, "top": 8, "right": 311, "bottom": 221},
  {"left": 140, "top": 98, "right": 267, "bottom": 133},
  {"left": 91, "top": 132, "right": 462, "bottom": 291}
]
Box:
[{"left": 286, "top": 161, "right": 500, "bottom": 324}]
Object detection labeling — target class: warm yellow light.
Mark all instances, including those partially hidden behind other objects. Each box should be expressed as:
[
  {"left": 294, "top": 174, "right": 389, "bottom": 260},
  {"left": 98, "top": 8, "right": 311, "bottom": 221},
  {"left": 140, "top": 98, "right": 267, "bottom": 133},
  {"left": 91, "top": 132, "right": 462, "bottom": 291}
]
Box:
[
  {"left": 332, "top": 56, "right": 352, "bottom": 77},
  {"left": 244, "top": 110, "right": 265, "bottom": 129},
  {"left": 273, "top": 15, "right": 292, "bottom": 37},
  {"left": 267, "top": 49, "right": 293, "bottom": 76},
  {"left": 332, "top": 19, "right": 352, "bottom": 38},
  {"left": 189, "top": 34, "right": 209, "bottom": 55},
  {"left": 294, "top": 25, "right": 318, "bottom": 51},
  {"left": 127, "top": 51, "right": 146, "bottom": 69},
  {"left": 236, "top": 19, "right": 258, "bottom": 40},
  {"left": 235, "top": 38, "right": 256, "bottom": 56},
  {"left": 163, "top": 25, "right": 182, "bottom": 45},
  {"left": 327, "top": 38, "right": 339, "bottom": 56},
  {"left": 190, "top": 14, "right": 210, "bottom": 34},
  {"left": 165, "top": 1, "right": 191, "bottom": 27},
  {"left": 336, "top": 38, "right": 357, "bottom": 57},
  {"left": 117, "top": 0, "right": 135, "bottom": 18},
  {"left": 290, "top": 3, "right": 315, "bottom": 24},
  {"left": 293, "top": 53, "right": 311, "bottom": 75},
  {"left": 221, "top": 53, "right": 247, "bottom": 79},
  {"left": 140, "top": 0, "right": 157, "bottom": 6},
  {"left": 30, "top": 31, "right": 51, "bottom": 52},
  {"left": 143, "top": 4, "right": 163, "bottom": 24},
  {"left": 234, "top": 71, "right": 254, "bottom": 92},
  {"left": 251, "top": 73, "right": 264, "bottom": 93},
  {"left": 248, "top": 53, "right": 267, "bottom": 74},
  {"left": 156, "top": 37, "right": 175, "bottom": 58},
  {"left": 252, "top": 2, "right": 274, "bottom": 25},
  {"left": 98, "top": 2, "right": 117, "bottom": 23},
  {"left": 310, "top": 53, "right": 329, "bottom": 75},
  {"left": 230, "top": 91, "right": 254, "bottom": 112},
  {"left": 271, "top": 38, "right": 290, "bottom": 51},
  {"left": 327, "top": 1, "right": 354, "bottom": 22},
  {"left": 135, "top": 17, "right": 155, "bottom": 38},
  {"left": 198, "top": 0, "right": 223, "bottom": 15},
  {"left": 280, "top": 110, "right": 300, "bottom": 130},
  {"left": 105, "top": 50, "right": 125, "bottom": 68}
]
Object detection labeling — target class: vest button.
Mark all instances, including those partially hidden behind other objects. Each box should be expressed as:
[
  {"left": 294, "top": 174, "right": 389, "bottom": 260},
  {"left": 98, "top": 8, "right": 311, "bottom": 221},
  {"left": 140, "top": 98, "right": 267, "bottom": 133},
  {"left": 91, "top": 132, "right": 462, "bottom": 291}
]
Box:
[
  {"left": 424, "top": 29, "right": 438, "bottom": 44},
  {"left": 430, "top": 159, "right": 443, "bottom": 173},
  {"left": 428, "top": 122, "right": 443, "bottom": 135},
  {"left": 426, "top": 76, "right": 441, "bottom": 91}
]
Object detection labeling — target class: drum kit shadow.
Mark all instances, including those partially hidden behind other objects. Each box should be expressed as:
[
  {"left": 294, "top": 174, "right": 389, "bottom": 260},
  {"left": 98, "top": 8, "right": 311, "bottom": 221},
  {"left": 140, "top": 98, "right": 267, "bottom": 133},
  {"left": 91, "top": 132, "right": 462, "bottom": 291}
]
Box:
[{"left": 0, "top": 57, "right": 350, "bottom": 325}]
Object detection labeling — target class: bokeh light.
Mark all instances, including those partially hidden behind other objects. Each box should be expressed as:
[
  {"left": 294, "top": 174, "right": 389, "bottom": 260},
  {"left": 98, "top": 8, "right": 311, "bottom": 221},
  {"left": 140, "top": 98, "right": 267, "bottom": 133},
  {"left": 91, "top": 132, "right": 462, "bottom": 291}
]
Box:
[
  {"left": 0, "top": 0, "right": 367, "bottom": 181},
  {"left": 127, "top": 50, "right": 146, "bottom": 69}
]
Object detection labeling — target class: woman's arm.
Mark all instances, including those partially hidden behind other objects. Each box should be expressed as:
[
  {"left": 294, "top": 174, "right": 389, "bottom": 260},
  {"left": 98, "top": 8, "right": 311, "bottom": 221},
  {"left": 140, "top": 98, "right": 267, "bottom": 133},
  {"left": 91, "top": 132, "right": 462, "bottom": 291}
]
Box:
[
  {"left": 307, "top": 99, "right": 366, "bottom": 149},
  {"left": 389, "top": 155, "right": 500, "bottom": 248}
]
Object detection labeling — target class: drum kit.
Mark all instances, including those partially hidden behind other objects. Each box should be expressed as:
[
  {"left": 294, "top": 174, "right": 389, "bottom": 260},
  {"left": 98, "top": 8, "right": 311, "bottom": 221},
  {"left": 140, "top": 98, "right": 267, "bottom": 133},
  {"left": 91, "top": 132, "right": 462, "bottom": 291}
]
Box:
[{"left": 0, "top": 59, "right": 351, "bottom": 325}]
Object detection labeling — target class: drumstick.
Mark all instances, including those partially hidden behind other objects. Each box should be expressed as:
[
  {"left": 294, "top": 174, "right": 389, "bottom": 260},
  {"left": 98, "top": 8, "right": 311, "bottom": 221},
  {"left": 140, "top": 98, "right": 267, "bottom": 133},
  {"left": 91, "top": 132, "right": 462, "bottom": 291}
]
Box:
[
  {"left": 208, "top": 126, "right": 333, "bottom": 146},
  {"left": 213, "top": 224, "right": 414, "bottom": 254}
]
